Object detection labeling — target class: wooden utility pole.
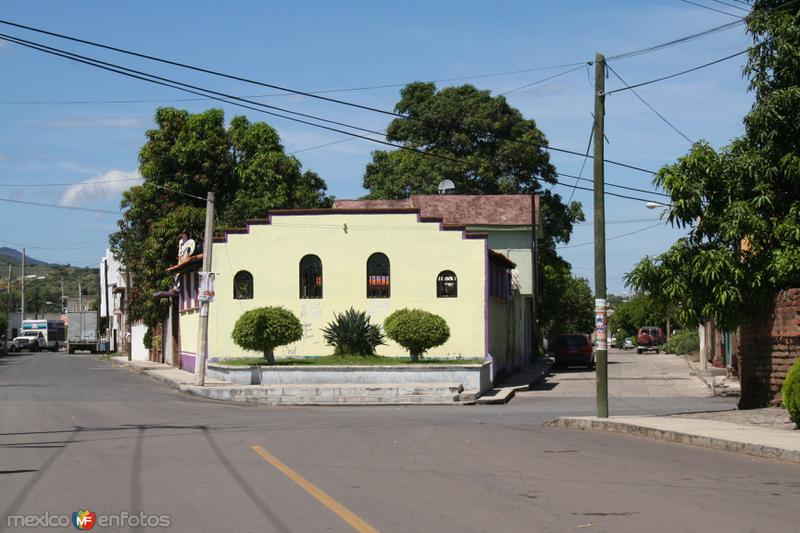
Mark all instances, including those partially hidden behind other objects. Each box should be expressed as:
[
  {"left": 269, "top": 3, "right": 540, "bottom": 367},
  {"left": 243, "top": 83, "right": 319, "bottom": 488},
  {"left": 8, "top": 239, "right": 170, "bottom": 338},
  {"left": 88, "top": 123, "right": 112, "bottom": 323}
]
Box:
[
  {"left": 194, "top": 192, "right": 215, "bottom": 386},
  {"left": 20, "top": 248, "right": 25, "bottom": 321},
  {"left": 530, "top": 193, "right": 540, "bottom": 365},
  {"left": 593, "top": 52, "right": 609, "bottom": 418}
]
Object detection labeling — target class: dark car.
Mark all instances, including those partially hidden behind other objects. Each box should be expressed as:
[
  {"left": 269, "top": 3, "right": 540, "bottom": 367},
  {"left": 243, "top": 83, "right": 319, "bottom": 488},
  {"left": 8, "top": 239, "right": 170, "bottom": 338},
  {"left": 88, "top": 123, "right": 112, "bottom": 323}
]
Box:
[
  {"left": 636, "top": 326, "right": 665, "bottom": 354},
  {"left": 552, "top": 334, "right": 594, "bottom": 369}
]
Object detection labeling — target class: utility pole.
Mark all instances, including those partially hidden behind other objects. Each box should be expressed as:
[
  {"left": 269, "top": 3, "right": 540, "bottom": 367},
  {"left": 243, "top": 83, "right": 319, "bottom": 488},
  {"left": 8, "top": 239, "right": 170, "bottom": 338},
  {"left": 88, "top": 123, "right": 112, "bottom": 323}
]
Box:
[
  {"left": 6, "top": 265, "right": 11, "bottom": 318},
  {"left": 78, "top": 281, "right": 83, "bottom": 340},
  {"left": 194, "top": 192, "right": 215, "bottom": 386},
  {"left": 530, "top": 194, "right": 540, "bottom": 365},
  {"left": 103, "top": 259, "right": 111, "bottom": 356},
  {"left": 34, "top": 287, "right": 39, "bottom": 319},
  {"left": 593, "top": 52, "right": 609, "bottom": 418},
  {"left": 20, "top": 248, "right": 25, "bottom": 321}
]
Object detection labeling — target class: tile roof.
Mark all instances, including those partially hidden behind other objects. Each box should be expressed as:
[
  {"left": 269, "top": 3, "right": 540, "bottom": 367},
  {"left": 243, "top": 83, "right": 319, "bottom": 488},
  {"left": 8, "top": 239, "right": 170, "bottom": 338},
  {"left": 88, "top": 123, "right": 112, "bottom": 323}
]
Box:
[{"left": 334, "top": 194, "right": 535, "bottom": 226}]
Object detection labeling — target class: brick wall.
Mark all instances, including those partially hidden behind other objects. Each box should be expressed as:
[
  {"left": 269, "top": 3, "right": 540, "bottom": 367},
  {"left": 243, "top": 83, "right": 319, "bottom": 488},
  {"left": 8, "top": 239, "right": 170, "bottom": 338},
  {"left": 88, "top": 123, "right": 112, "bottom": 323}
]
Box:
[{"left": 739, "top": 289, "right": 800, "bottom": 408}]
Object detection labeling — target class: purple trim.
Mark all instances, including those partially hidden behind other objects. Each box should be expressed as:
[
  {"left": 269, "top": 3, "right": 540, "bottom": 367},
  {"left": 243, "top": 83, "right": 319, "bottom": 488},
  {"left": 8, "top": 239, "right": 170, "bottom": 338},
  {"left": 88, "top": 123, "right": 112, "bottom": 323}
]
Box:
[
  {"left": 180, "top": 352, "right": 196, "bottom": 373},
  {"left": 484, "top": 238, "right": 489, "bottom": 359}
]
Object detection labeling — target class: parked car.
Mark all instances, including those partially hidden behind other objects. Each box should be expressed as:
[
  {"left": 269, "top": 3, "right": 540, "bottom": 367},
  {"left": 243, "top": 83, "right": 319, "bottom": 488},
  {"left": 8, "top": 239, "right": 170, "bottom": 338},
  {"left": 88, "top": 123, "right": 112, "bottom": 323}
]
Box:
[
  {"left": 551, "top": 334, "right": 595, "bottom": 369},
  {"left": 636, "top": 326, "right": 665, "bottom": 354},
  {"left": 623, "top": 337, "right": 635, "bottom": 350}
]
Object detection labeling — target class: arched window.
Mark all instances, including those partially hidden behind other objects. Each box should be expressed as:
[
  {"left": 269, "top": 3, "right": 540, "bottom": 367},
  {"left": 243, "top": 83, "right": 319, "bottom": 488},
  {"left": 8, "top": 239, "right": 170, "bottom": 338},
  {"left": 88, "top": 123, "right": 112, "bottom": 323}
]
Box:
[
  {"left": 299, "top": 255, "right": 323, "bottom": 299},
  {"left": 366, "top": 252, "right": 390, "bottom": 298},
  {"left": 437, "top": 270, "right": 457, "bottom": 298},
  {"left": 233, "top": 270, "right": 253, "bottom": 300}
]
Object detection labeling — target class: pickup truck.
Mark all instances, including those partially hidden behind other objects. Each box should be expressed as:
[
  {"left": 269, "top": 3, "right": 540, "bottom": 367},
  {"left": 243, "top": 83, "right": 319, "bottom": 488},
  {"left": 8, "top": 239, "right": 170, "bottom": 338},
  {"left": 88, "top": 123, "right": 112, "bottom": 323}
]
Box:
[{"left": 636, "top": 326, "right": 665, "bottom": 354}]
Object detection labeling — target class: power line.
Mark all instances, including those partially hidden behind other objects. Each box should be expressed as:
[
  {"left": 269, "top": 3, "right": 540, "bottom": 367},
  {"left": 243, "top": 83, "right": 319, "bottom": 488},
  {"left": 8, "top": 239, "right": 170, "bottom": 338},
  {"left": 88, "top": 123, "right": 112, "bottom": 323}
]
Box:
[
  {"left": 1, "top": 31, "right": 661, "bottom": 177},
  {"left": 556, "top": 171, "right": 671, "bottom": 198},
  {"left": 551, "top": 181, "right": 670, "bottom": 204},
  {"left": 605, "top": 63, "right": 694, "bottom": 144},
  {"left": 567, "top": 124, "right": 594, "bottom": 203},
  {"left": 677, "top": 0, "right": 744, "bottom": 17},
  {"left": 498, "top": 64, "right": 587, "bottom": 96},
  {"left": 0, "top": 196, "right": 120, "bottom": 214},
  {"left": 0, "top": 177, "right": 141, "bottom": 187},
  {"left": 708, "top": 0, "right": 751, "bottom": 12},
  {"left": 606, "top": 19, "right": 744, "bottom": 61},
  {"left": 0, "top": 19, "right": 410, "bottom": 119},
  {"left": 604, "top": 47, "right": 750, "bottom": 96},
  {"left": 559, "top": 222, "right": 665, "bottom": 249}
]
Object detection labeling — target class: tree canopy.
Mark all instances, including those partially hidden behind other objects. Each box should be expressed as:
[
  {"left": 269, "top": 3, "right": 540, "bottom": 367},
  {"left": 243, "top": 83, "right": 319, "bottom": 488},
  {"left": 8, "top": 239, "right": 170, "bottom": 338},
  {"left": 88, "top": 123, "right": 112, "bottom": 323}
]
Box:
[
  {"left": 627, "top": 1, "right": 800, "bottom": 331},
  {"left": 363, "top": 82, "right": 583, "bottom": 246},
  {"left": 361, "top": 82, "right": 585, "bottom": 346},
  {"left": 110, "top": 108, "right": 330, "bottom": 326}
]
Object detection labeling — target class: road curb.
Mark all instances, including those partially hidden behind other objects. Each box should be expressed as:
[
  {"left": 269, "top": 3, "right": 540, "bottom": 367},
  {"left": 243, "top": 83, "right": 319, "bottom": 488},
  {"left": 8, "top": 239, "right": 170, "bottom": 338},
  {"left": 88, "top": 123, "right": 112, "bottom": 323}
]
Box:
[{"left": 549, "top": 416, "right": 800, "bottom": 464}]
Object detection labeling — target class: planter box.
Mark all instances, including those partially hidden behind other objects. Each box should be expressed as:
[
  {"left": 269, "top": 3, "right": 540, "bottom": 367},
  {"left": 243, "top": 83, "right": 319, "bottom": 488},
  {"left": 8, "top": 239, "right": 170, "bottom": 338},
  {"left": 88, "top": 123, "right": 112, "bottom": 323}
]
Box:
[{"left": 207, "top": 362, "right": 491, "bottom": 393}]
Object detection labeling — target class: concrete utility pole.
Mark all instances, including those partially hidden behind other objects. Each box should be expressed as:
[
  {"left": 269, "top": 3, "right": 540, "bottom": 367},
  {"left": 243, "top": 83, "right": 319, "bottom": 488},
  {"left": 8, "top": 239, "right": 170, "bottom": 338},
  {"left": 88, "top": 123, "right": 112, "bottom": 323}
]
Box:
[
  {"left": 20, "top": 248, "right": 25, "bottom": 321},
  {"left": 593, "top": 52, "right": 609, "bottom": 418},
  {"left": 194, "top": 192, "right": 215, "bottom": 386},
  {"left": 78, "top": 281, "right": 83, "bottom": 341},
  {"left": 530, "top": 193, "right": 540, "bottom": 365}
]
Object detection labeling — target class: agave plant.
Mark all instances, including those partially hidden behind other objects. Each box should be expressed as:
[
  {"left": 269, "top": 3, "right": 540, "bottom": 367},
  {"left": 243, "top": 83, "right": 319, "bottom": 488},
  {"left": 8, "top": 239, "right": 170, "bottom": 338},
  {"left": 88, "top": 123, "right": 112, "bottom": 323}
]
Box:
[{"left": 322, "top": 308, "right": 386, "bottom": 356}]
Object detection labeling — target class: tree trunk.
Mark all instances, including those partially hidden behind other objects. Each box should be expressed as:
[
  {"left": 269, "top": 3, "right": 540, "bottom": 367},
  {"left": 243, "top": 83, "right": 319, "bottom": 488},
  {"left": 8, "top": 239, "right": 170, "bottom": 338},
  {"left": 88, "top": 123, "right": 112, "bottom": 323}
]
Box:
[{"left": 265, "top": 348, "right": 275, "bottom": 365}]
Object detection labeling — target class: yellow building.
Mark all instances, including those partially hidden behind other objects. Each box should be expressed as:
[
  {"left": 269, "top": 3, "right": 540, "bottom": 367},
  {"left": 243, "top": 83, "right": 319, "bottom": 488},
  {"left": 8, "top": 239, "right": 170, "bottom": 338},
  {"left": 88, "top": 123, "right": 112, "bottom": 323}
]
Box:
[{"left": 166, "top": 197, "right": 533, "bottom": 381}]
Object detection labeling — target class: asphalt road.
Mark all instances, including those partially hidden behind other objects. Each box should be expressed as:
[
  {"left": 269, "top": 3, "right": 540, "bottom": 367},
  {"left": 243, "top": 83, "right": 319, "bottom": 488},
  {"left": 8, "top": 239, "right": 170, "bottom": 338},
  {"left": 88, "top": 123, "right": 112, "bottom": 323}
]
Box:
[{"left": 1, "top": 350, "right": 798, "bottom": 533}]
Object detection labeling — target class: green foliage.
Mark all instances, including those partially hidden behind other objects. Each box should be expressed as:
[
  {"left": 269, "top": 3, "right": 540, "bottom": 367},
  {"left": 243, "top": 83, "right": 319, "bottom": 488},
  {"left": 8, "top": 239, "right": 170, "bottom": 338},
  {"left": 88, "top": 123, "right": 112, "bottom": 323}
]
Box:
[
  {"left": 383, "top": 308, "right": 450, "bottom": 361},
  {"left": 321, "top": 308, "right": 385, "bottom": 356},
  {"left": 110, "top": 108, "right": 331, "bottom": 327},
  {"left": 542, "top": 272, "right": 593, "bottom": 341},
  {"left": 627, "top": 3, "right": 800, "bottom": 331},
  {"left": 0, "top": 310, "right": 7, "bottom": 336},
  {"left": 231, "top": 307, "right": 303, "bottom": 364},
  {"left": 143, "top": 327, "right": 153, "bottom": 350},
  {"left": 608, "top": 294, "right": 670, "bottom": 342},
  {"left": 782, "top": 358, "right": 800, "bottom": 428},
  {"left": 662, "top": 329, "right": 700, "bottom": 355}
]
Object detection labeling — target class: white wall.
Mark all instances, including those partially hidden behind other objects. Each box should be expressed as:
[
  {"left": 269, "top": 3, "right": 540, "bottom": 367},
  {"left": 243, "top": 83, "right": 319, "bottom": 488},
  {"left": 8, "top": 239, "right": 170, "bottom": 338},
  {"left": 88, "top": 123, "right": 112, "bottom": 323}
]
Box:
[{"left": 131, "top": 322, "right": 148, "bottom": 361}]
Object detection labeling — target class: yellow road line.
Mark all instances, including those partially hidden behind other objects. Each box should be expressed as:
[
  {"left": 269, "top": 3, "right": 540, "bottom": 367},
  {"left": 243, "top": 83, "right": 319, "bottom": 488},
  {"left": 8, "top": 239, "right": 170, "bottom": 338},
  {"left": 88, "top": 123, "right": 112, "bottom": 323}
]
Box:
[{"left": 251, "top": 445, "right": 380, "bottom": 533}]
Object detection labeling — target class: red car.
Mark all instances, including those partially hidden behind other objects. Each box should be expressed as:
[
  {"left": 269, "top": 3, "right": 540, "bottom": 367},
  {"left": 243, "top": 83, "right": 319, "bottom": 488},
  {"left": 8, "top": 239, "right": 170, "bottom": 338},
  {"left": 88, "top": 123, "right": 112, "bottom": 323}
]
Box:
[
  {"left": 552, "top": 334, "right": 595, "bottom": 369},
  {"left": 636, "top": 326, "right": 665, "bottom": 354}
]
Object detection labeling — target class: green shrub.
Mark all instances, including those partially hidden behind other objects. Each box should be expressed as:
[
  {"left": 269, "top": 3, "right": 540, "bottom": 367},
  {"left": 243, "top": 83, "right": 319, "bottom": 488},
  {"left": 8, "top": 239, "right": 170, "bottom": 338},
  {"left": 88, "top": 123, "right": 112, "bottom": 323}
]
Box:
[
  {"left": 231, "top": 307, "right": 303, "bottom": 365},
  {"left": 384, "top": 308, "right": 450, "bottom": 362},
  {"left": 143, "top": 327, "right": 153, "bottom": 350},
  {"left": 663, "top": 329, "right": 699, "bottom": 355},
  {"left": 321, "top": 307, "right": 385, "bottom": 356},
  {"left": 782, "top": 358, "right": 800, "bottom": 428}
]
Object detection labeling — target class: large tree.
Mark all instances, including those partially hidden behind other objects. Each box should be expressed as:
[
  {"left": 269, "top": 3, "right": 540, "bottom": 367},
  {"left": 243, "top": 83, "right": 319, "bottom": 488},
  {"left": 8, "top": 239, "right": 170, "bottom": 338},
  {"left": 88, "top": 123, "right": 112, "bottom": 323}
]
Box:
[
  {"left": 111, "top": 108, "right": 331, "bottom": 326},
  {"left": 362, "top": 83, "right": 585, "bottom": 347},
  {"left": 627, "top": 1, "right": 800, "bottom": 332}
]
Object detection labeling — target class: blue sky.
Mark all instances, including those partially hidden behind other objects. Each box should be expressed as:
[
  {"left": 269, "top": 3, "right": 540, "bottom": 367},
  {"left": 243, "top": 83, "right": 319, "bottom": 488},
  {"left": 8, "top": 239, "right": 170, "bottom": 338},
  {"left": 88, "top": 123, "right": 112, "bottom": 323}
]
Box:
[{"left": 0, "top": 0, "right": 754, "bottom": 293}]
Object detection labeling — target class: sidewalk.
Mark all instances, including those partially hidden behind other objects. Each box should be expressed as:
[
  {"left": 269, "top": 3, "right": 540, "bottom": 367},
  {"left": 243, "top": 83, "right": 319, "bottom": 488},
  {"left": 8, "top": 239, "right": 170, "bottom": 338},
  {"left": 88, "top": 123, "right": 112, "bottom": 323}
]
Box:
[
  {"left": 110, "top": 356, "right": 227, "bottom": 387},
  {"left": 475, "top": 359, "right": 553, "bottom": 404},
  {"left": 684, "top": 355, "right": 741, "bottom": 397},
  {"left": 550, "top": 408, "right": 799, "bottom": 464}
]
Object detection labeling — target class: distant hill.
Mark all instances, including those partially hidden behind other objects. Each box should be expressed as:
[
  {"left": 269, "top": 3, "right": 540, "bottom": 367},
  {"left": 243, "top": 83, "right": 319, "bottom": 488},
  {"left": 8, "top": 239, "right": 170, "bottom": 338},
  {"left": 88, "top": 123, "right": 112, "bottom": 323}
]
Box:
[
  {"left": 0, "top": 247, "right": 49, "bottom": 267},
  {"left": 0, "top": 247, "right": 100, "bottom": 316}
]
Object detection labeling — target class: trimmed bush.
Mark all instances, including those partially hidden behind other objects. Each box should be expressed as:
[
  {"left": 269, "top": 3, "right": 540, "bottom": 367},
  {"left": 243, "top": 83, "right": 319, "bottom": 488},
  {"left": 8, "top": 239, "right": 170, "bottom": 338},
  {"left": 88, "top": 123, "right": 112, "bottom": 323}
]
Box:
[
  {"left": 384, "top": 308, "right": 450, "bottom": 362},
  {"left": 782, "top": 358, "right": 800, "bottom": 429},
  {"left": 231, "top": 306, "right": 302, "bottom": 365},
  {"left": 322, "top": 308, "right": 385, "bottom": 356},
  {"left": 662, "top": 329, "right": 699, "bottom": 355}
]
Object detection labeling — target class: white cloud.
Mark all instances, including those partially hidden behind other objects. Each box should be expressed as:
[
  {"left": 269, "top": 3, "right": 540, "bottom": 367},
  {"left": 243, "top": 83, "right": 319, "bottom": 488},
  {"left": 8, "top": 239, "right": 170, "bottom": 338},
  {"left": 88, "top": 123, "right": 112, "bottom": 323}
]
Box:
[
  {"left": 59, "top": 169, "right": 142, "bottom": 207},
  {"left": 39, "top": 116, "right": 146, "bottom": 129}
]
